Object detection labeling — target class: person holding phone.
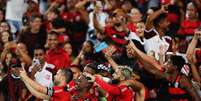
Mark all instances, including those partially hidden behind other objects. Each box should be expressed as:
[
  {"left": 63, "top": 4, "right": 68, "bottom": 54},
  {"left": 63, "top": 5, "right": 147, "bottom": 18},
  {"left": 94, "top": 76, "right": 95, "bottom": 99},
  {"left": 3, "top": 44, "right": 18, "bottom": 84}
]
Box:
[
  {"left": 20, "top": 66, "right": 73, "bottom": 101},
  {"left": 29, "top": 47, "right": 55, "bottom": 89}
]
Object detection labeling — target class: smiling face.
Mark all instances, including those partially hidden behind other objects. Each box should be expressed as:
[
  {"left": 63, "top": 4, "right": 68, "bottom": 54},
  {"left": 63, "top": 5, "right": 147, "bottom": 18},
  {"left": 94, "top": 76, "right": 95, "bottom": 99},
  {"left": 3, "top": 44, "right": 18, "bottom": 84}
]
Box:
[
  {"left": 1, "top": 31, "right": 10, "bottom": 43},
  {"left": 46, "top": 34, "right": 59, "bottom": 50},
  {"left": 63, "top": 43, "right": 72, "bottom": 56},
  {"left": 135, "top": 22, "right": 145, "bottom": 37},
  {"left": 130, "top": 8, "right": 142, "bottom": 23}
]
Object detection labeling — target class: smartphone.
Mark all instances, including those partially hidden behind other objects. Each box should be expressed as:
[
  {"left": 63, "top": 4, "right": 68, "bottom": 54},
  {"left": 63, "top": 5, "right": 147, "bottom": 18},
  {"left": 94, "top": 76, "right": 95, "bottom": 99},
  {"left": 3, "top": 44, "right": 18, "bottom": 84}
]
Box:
[
  {"left": 32, "top": 58, "right": 40, "bottom": 65},
  {"left": 95, "top": 42, "right": 108, "bottom": 53}
]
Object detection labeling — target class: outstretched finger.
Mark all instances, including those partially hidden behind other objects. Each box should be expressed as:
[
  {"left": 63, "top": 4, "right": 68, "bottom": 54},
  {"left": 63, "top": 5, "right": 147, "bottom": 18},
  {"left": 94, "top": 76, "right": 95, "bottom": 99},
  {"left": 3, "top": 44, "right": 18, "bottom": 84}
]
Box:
[{"left": 21, "top": 62, "right": 26, "bottom": 71}]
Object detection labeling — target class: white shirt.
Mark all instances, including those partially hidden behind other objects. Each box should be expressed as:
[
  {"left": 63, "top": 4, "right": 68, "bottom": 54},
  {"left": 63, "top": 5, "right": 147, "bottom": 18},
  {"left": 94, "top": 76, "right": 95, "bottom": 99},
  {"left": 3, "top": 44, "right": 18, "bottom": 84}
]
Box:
[
  {"left": 144, "top": 28, "right": 171, "bottom": 60},
  {"left": 6, "top": 0, "right": 28, "bottom": 21},
  {"left": 128, "top": 31, "right": 146, "bottom": 45},
  {"left": 34, "top": 62, "right": 54, "bottom": 87}
]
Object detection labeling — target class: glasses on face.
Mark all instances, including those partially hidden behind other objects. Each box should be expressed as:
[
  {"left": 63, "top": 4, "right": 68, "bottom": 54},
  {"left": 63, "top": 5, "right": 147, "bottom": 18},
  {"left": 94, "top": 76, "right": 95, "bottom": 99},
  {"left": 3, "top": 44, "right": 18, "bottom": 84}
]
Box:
[{"left": 34, "top": 53, "right": 43, "bottom": 57}]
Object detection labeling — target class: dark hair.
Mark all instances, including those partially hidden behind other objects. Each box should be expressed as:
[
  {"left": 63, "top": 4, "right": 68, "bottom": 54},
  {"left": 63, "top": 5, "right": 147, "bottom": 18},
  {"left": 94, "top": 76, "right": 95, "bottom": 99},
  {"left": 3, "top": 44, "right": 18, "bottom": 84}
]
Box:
[
  {"left": 86, "top": 40, "right": 94, "bottom": 48},
  {"left": 50, "top": 8, "right": 60, "bottom": 16},
  {"left": 34, "top": 44, "right": 46, "bottom": 52},
  {"left": 153, "top": 14, "right": 168, "bottom": 27},
  {"left": 48, "top": 31, "right": 59, "bottom": 37},
  {"left": 0, "top": 21, "right": 11, "bottom": 31},
  {"left": 85, "top": 62, "right": 98, "bottom": 74},
  {"left": 1, "top": 31, "right": 13, "bottom": 42},
  {"left": 61, "top": 68, "right": 73, "bottom": 83},
  {"left": 170, "top": 55, "right": 186, "bottom": 71},
  {"left": 30, "top": 14, "right": 42, "bottom": 22}
]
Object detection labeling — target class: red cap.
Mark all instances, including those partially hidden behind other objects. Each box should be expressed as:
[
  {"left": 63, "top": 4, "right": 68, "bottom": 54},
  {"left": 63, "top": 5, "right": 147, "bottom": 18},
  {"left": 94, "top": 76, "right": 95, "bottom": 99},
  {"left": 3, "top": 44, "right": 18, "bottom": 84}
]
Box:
[{"left": 161, "top": 0, "right": 171, "bottom": 5}]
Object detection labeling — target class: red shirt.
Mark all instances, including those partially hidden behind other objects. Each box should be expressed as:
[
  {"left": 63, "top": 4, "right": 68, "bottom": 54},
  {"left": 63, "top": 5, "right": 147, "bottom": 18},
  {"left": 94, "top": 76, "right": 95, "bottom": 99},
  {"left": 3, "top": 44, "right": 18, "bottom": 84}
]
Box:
[
  {"left": 104, "top": 26, "right": 127, "bottom": 45},
  {"left": 51, "top": 86, "right": 71, "bottom": 101},
  {"left": 127, "top": 22, "right": 136, "bottom": 32},
  {"left": 46, "top": 48, "right": 71, "bottom": 72},
  {"left": 73, "top": 92, "right": 98, "bottom": 101},
  {"left": 68, "top": 80, "right": 98, "bottom": 101},
  {"left": 177, "top": 20, "right": 201, "bottom": 35},
  {"left": 95, "top": 77, "right": 135, "bottom": 101}
]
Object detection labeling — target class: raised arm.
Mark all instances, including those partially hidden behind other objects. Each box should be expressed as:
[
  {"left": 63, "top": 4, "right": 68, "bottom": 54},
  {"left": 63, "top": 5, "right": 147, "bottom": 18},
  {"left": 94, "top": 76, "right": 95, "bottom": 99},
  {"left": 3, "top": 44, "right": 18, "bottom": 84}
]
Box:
[
  {"left": 186, "top": 31, "right": 201, "bottom": 83},
  {"left": 22, "top": 78, "right": 50, "bottom": 100},
  {"left": 93, "top": 9, "right": 105, "bottom": 33},
  {"left": 104, "top": 46, "right": 119, "bottom": 71},
  {"left": 124, "top": 79, "right": 145, "bottom": 101},
  {"left": 75, "top": 0, "right": 90, "bottom": 24},
  {"left": 19, "top": 66, "right": 47, "bottom": 94},
  {"left": 16, "top": 43, "right": 32, "bottom": 66},
  {"left": 187, "top": 48, "right": 201, "bottom": 83},
  {"left": 104, "top": 0, "right": 112, "bottom": 10},
  {"left": 180, "top": 75, "right": 201, "bottom": 101},
  {"left": 186, "top": 30, "right": 200, "bottom": 58},
  {"left": 95, "top": 77, "right": 121, "bottom": 95},
  {"left": 83, "top": 72, "right": 121, "bottom": 95},
  {"left": 71, "top": 50, "right": 84, "bottom": 65},
  {"left": 145, "top": 5, "right": 167, "bottom": 31},
  {"left": 75, "top": 0, "right": 90, "bottom": 9},
  {"left": 128, "top": 41, "right": 168, "bottom": 79},
  {"left": 44, "top": 1, "right": 59, "bottom": 16}
]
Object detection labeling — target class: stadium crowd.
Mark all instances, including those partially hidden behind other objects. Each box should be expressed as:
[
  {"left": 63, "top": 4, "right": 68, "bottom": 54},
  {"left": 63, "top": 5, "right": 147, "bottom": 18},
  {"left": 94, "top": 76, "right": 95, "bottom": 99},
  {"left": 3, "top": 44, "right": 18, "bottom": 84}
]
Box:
[{"left": 0, "top": 0, "right": 201, "bottom": 101}]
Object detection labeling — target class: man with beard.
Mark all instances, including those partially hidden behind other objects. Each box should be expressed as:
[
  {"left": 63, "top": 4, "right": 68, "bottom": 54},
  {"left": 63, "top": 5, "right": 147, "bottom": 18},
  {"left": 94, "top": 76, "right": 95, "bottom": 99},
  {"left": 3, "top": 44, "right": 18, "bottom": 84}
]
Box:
[
  {"left": 19, "top": 67, "right": 73, "bottom": 101},
  {"left": 94, "top": 8, "right": 130, "bottom": 45}
]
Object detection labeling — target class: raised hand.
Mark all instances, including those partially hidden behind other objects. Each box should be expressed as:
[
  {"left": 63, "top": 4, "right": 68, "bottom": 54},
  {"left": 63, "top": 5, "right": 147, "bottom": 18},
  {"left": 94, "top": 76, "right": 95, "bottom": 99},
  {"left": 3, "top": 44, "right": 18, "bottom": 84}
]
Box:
[
  {"left": 103, "top": 45, "right": 116, "bottom": 59},
  {"left": 19, "top": 62, "right": 27, "bottom": 79},
  {"left": 194, "top": 29, "right": 201, "bottom": 40}
]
